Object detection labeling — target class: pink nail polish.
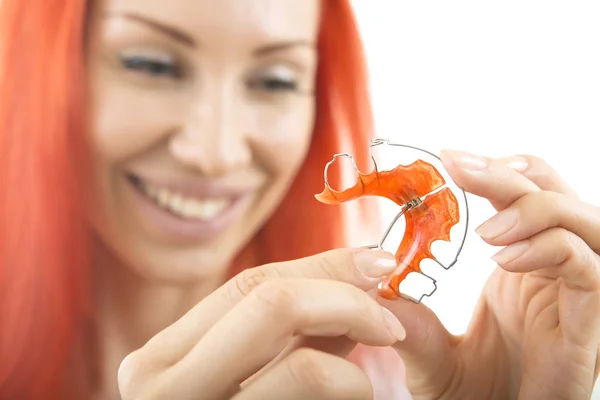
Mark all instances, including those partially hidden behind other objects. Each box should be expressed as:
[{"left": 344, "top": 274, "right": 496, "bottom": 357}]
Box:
[
  {"left": 444, "top": 150, "right": 488, "bottom": 170},
  {"left": 476, "top": 209, "right": 519, "bottom": 239},
  {"left": 491, "top": 241, "right": 530, "bottom": 265},
  {"left": 353, "top": 250, "right": 397, "bottom": 279},
  {"left": 506, "top": 157, "right": 529, "bottom": 172}
]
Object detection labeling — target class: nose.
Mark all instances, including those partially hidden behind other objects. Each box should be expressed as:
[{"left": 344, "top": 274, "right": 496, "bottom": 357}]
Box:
[{"left": 169, "top": 89, "right": 252, "bottom": 176}]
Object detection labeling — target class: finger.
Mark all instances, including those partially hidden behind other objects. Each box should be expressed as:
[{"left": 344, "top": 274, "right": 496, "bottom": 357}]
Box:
[
  {"left": 244, "top": 291, "right": 387, "bottom": 386},
  {"left": 263, "top": 290, "right": 384, "bottom": 365},
  {"left": 233, "top": 348, "right": 373, "bottom": 400},
  {"left": 241, "top": 336, "right": 358, "bottom": 389},
  {"left": 491, "top": 227, "right": 600, "bottom": 293},
  {"left": 265, "top": 335, "right": 358, "bottom": 373},
  {"left": 475, "top": 190, "right": 600, "bottom": 253},
  {"left": 168, "top": 278, "right": 406, "bottom": 399},
  {"left": 377, "top": 297, "right": 458, "bottom": 398},
  {"left": 143, "top": 248, "right": 398, "bottom": 364},
  {"left": 440, "top": 149, "right": 539, "bottom": 211},
  {"left": 495, "top": 154, "right": 579, "bottom": 197},
  {"left": 492, "top": 227, "right": 600, "bottom": 350}
]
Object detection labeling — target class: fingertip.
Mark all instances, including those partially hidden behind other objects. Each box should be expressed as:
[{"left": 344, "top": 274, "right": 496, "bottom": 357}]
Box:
[
  {"left": 352, "top": 249, "right": 398, "bottom": 281},
  {"left": 490, "top": 241, "right": 530, "bottom": 268},
  {"left": 439, "top": 149, "right": 489, "bottom": 171},
  {"left": 474, "top": 208, "right": 520, "bottom": 243},
  {"left": 440, "top": 150, "right": 468, "bottom": 186},
  {"left": 439, "top": 149, "right": 455, "bottom": 170},
  {"left": 382, "top": 308, "right": 407, "bottom": 342}
]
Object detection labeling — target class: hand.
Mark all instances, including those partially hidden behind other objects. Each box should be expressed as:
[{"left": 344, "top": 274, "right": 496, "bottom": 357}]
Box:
[
  {"left": 382, "top": 151, "right": 600, "bottom": 399},
  {"left": 117, "top": 248, "right": 407, "bottom": 400}
]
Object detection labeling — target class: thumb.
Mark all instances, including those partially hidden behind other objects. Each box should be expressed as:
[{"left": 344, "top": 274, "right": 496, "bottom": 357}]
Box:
[{"left": 378, "top": 297, "right": 459, "bottom": 396}]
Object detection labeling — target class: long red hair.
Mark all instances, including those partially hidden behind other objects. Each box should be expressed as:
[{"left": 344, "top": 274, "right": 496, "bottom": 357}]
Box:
[{"left": 0, "top": 1, "right": 401, "bottom": 398}]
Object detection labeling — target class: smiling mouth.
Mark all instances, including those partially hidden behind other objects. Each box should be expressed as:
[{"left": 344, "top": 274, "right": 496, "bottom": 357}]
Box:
[{"left": 128, "top": 174, "right": 232, "bottom": 221}]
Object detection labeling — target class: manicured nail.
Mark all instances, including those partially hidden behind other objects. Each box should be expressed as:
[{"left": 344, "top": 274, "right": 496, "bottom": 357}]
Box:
[
  {"left": 491, "top": 241, "right": 530, "bottom": 265},
  {"left": 382, "top": 308, "right": 406, "bottom": 341},
  {"left": 475, "top": 209, "right": 519, "bottom": 239},
  {"left": 443, "top": 149, "right": 488, "bottom": 170},
  {"left": 353, "top": 250, "right": 398, "bottom": 279},
  {"left": 505, "top": 156, "right": 529, "bottom": 172}
]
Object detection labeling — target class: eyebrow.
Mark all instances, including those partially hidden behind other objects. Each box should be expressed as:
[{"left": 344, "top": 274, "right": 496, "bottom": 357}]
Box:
[
  {"left": 106, "top": 12, "right": 196, "bottom": 47},
  {"left": 252, "top": 40, "right": 314, "bottom": 57},
  {"left": 105, "top": 12, "right": 314, "bottom": 56}
]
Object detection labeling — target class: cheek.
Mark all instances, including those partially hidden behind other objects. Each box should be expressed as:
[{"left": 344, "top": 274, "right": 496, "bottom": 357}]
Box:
[
  {"left": 249, "top": 97, "right": 316, "bottom": 179},
  {"left": 89, "top": 77, "right": 184, "bottom": 163},
  {"left": 87, "top": 76, "right": 185, "bottom": 232}
]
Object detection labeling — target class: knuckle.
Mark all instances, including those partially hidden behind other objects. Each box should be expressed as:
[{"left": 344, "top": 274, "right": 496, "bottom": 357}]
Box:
[
  {"left": 286, "top": 349, "right": 332, "bottom": 394},
  {"left": 520, "top": 190, "right": 563, "bottom": 221},
  {"left": 539, "top": 190, "right": 563, "bottom": 207},
  {"left": 231, "top": 266, "right": 272, "bottom": 298},
  {"left": 524, "top": 190, "right": 559, "bottom": 209},
  {"left": 522, "top": 154, "right": 547, "bottom": 167},
  {"left": 553, "top": 228, "right": 600, "bottom": 288},
  {"left": 520, "top": 154, "right": 558, "bottom": 179},
  {"left": 554, "top": 228, "right": 588, "bottom": 264},
  {"left": 305, "top": 250, "right": 349, "bottom": 281},
  {"left": 355, "top": 288, "right": 381, "bottom": 322},
  {"left": 250, "top": 279, "right": 298, "bottom": 316}
]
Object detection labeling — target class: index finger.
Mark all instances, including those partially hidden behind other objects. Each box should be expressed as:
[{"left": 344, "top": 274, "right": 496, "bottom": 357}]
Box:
[
  {"left": 496, "top": 154, "right": 579, "bottom": 197},
  {"left": 142, "top": 248, "right": 398, "bottom": 363},
  {"left": 440, "top": 149, "right": 540, "bottom": 211}
]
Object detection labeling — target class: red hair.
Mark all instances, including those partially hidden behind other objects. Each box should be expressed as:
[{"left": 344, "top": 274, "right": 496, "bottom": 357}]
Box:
[{"left": 0, "top": 0, "right": 403, "bottom": 398}]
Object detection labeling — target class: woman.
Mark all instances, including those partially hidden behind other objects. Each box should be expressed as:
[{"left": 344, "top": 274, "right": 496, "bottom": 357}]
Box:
[{"left": 1, "top": 0, "right": 599, "bottom": 399}]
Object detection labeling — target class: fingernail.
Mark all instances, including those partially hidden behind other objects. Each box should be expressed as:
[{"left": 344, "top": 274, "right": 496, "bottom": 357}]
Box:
[
  {"left": 353, "top": 250, "right": 398, "bottom": 279},
  {"left": 491, "top": 241, "right": 530, "bottom": 264},
  {"left": 443, "top": 149, "right": 488, "bottom": 170},
  {"left": 475, "top": 209, "right": 519, "bottom": 239},
  {"left": 382, "top": 308, "right": 406, "bottom": 341},
  {"left": 505, "top": 156, "right": 529, "bottom": 172}
]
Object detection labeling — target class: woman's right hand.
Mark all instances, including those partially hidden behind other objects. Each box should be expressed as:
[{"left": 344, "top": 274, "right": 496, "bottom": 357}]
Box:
[{"left": 117, "top": 248, "right": 407, "bottom": 400}]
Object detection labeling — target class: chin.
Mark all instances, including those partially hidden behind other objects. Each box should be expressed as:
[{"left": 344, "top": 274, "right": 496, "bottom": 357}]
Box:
[
  {"left": 104, "top": 241, "right": 236, "bottom": 285},
  {"left": 111, "top": 208, "right": 262, "bottom": 284}
]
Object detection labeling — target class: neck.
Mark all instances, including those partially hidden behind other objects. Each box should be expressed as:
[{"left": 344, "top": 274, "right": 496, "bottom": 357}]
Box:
[{"left": 90, "top": 244, "right": 226, "bottom": 400}]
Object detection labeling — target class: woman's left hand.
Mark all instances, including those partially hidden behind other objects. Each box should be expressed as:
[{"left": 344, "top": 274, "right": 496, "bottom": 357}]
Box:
[{"left": 381, "top": 150, "right": 600, "bottom": 399}]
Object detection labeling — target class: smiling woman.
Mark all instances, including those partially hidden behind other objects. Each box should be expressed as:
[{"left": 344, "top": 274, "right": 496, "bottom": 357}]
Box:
[
  {"left": 0, "top": 0, "right": 405, "bottom": 399},
  {"left": 86, "top": 1, "right": 324, "bottom": 281},
  {"left": 3, "top": 0, "right": 600, "bottom": 399}
]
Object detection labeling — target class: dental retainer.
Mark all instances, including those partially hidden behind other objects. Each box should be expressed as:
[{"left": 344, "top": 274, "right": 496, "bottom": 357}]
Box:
[{"left": 315, "top": 138, "right": 469, "bottom": 303}]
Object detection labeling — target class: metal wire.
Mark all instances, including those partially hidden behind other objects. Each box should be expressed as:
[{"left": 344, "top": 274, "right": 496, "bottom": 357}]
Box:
[{"left": 323, "top": 138, "right": 471, "bottom": 303}]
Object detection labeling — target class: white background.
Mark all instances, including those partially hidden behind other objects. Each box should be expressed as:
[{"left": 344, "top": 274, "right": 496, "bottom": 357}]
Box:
[{"left": 350, "top": 0, "right": 600, "bottom": 396}]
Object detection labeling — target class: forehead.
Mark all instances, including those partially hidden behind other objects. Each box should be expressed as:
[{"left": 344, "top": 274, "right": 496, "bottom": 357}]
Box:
[{"left": 94, "top": 0, "right": 321, "bottom": 48}]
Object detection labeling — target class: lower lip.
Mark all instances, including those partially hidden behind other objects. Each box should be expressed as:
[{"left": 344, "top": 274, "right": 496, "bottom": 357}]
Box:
[{"left": 127, "top": 178, "right": 252, "bottom": 241}]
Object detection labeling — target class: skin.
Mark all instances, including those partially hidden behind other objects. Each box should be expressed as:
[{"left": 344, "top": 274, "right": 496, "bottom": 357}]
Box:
[
  {"left": 87, "top": 0, "right": 319, "bottom": 280},
  {"left": 82, "top": 0, "right": 600, "bottom": 398},
  {"left": 116, "top": 151, "right": 600, "bottom": 400},
  {"left": 384, "top": 152, "right": 600, "bottom": 399},
  {"left": 84, "top": 0, "right": 321, "bottom": 396}
]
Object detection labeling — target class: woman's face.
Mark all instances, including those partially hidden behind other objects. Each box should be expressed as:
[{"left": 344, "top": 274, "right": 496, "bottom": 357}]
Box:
[{"left": 86, "top": 0, "right": 320, "bottom": 281}]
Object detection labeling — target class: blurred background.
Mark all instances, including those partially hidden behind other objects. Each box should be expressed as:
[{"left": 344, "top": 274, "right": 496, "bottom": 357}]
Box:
[{"left": 350, "top": 0, "right": 600, "bottom": 341}]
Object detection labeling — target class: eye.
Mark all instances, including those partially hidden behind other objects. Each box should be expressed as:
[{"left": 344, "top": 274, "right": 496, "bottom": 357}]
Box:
[
  {"left": 119, "top": 52, "right": 182, "bottom": 79},
  {"left": 247, "top": 64, "right": 299, "bottom": 93},
  {"left": 249, "top": 77, "right": 297, "bottom": 91}
]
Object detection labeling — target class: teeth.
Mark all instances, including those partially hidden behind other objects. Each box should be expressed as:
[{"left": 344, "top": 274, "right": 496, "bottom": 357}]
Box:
[{"left": 138, "top": 181, "right": 230, "bottom": 220}]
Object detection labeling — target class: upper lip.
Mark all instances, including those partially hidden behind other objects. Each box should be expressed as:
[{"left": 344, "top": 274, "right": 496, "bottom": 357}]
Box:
[{"left": 129, "top": 172, "right": 262, "bottom": 199}]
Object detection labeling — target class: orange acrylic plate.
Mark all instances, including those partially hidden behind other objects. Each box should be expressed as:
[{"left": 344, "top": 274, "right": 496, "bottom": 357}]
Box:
[{"left": 315, "top": 140, "right": 464, "bottom": 301}]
